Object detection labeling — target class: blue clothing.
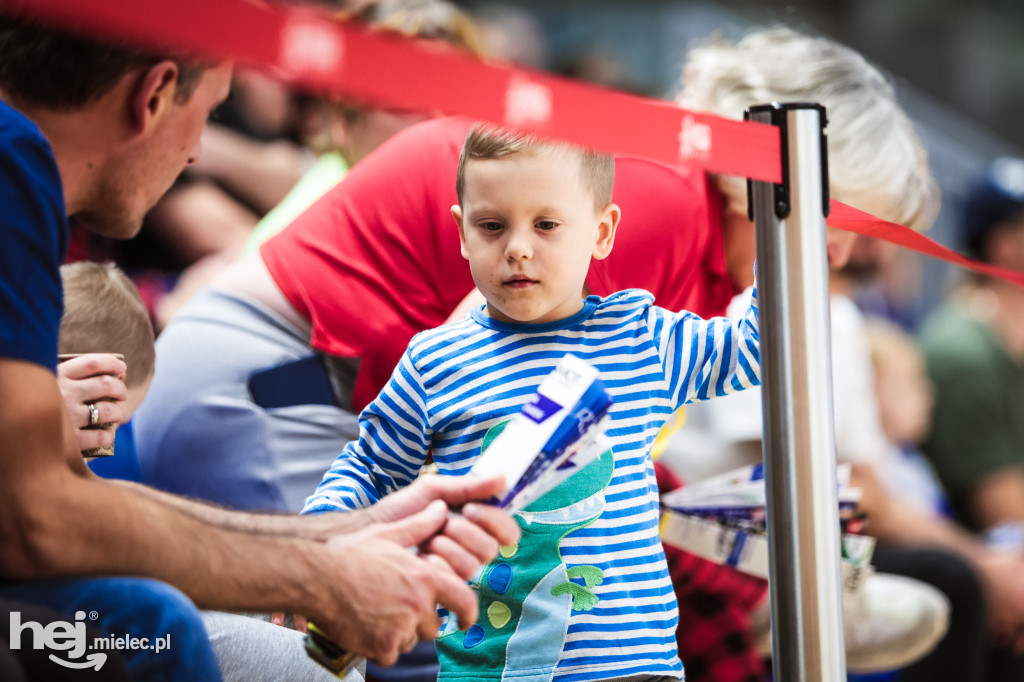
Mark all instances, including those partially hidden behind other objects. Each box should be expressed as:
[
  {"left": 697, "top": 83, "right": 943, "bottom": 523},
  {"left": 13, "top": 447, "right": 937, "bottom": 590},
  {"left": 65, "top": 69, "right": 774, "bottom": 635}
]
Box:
[
  {"left": 306, "top": 289, "right": 761, "bottom": 682},
  {"left": 0, "top": 100, "right": 220, "bottom": 681},
  {"left": 0, "top": 100, "right": 67, "bottom": 372},
  {"left": 0, "top": 577, "right": 222, "bottom": 681},
  {"left": 89, "top": 419, "right": 144, "bottom": 482}
]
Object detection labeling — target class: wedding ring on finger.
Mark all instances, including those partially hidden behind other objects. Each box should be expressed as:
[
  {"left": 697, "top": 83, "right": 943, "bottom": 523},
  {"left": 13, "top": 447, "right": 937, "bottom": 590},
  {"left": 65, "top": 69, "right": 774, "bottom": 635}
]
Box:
[{"left": 87, "top": 401, "right": 100, "bottom": 427}]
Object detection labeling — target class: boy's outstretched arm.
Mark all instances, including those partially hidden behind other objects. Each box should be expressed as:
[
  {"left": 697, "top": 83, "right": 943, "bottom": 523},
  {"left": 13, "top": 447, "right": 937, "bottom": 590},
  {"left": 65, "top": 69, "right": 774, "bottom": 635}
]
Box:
[
  {"left": 304, "top": 353, "right": 434, "bottom": 514},
  {"left": 656, "top": 284, "right": 761, "bottom": 408}
]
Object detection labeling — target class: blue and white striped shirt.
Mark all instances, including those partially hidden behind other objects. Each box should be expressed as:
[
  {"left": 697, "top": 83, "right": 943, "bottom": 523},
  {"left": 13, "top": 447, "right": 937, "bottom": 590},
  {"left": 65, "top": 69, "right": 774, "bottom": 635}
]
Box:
[{"left": 305, "top": 288, "right": 760, "bottom": 682}]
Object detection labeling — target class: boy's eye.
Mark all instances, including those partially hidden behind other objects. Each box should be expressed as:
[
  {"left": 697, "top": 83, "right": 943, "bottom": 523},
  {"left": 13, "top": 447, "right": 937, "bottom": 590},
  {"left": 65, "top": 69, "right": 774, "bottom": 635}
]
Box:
[
  {"left": 479, "top": 221, "right": 504, "bottom": 232},
  {"left": 536, "top": 221, "right": 558, "bottom": 231}
]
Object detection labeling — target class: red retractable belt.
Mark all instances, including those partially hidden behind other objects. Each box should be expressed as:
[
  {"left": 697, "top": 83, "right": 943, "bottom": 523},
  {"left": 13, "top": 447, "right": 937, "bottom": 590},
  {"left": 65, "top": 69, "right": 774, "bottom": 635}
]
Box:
[{"left": 5, "top": 0, "right": 1021, "bottom": 285}]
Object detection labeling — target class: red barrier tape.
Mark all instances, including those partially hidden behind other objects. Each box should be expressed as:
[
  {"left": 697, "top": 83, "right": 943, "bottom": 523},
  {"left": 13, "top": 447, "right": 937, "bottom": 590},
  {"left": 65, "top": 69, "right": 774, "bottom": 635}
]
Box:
[
  {"left": 3, "top": 0, "right": 1023, "bottom": 286},
  {"left": 2, "top": 0, "right": 781, "bottom": 182},
  {"left": 828, "top": 202, "right": 1024, "bottom": 287}
]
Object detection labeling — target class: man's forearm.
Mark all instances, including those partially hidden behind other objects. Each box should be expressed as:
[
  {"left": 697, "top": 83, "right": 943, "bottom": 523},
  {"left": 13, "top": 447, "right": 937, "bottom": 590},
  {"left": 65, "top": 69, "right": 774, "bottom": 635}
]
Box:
[
  {"left": 853, "top": 464, "right": 986, "bottom": 562},
  {"left": 6, "top": 470, "right": 329, "bottom": 615},
  {"left": 113, "top": 480, "right": 369, "bottom": 540}
]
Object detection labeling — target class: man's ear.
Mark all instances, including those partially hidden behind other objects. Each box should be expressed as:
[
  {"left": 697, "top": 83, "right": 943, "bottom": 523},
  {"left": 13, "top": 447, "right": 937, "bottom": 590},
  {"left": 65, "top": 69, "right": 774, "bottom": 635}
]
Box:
[
  {"left": 592, "top": 203, "right": 620, "bottom": 260},
  {"left": 131, "top": 60, "right": 180, "bottom": 134},
  {"left": 452, "top": 205, "right": 470, "bottom": 260}
]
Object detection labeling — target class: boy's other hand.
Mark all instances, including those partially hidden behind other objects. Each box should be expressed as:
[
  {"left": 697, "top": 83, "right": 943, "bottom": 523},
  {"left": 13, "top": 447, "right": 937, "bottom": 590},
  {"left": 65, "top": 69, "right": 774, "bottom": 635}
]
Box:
[{"left": 56, "top": 353, "right": 128, "bottom": 452}]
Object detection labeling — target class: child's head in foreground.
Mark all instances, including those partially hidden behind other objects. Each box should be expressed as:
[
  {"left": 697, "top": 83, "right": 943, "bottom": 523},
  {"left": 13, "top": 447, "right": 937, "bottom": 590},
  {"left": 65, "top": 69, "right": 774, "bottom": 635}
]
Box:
[
  {"left": 453, "top": 123, "right": 619, "bottom": 325},
  {"left": 59, "top": 262, "right": 156, "bottom": 420}
]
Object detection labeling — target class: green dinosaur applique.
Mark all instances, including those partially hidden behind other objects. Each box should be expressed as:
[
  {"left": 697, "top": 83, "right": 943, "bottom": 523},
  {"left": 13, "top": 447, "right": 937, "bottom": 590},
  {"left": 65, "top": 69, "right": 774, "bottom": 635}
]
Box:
[{"left": 437, "top": 419, "right": 615, "bottom": 681}]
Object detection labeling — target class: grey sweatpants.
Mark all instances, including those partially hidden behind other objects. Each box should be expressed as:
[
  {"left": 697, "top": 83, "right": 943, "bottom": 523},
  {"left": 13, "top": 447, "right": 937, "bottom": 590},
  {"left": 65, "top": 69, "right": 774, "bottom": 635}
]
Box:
[{"left": 201, "top": 611, "right": 365, "bottom": 682}]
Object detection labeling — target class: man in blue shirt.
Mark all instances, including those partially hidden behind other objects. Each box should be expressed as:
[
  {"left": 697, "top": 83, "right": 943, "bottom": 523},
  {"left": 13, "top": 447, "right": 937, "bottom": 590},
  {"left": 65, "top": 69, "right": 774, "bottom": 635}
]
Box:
[{"left": 0, "top": 13, "right": 517, "bottom": 680}]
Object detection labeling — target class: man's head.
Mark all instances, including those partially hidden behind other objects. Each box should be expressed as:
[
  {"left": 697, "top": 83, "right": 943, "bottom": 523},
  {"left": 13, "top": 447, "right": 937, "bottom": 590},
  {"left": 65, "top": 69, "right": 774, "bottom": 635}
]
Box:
[
  {"left": 961, "top": 157, "right": 1024, "bottom": 270},
  {"left": 0, "top": 14, "right": 231, "bottom": 238},
  {"left": 678, "top": 26, "right": 941, "bottom": 279},
  {"left": 452, "top": 124, "right": 619, "bottom": 325},
  {"left": 59, "top": 262, "right": 155, "bottom": 419}
]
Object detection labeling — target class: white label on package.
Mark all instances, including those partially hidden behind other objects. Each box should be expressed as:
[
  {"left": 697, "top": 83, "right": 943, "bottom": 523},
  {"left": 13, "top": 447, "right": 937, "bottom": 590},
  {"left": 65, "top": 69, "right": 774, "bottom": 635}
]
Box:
[{"left": 471, "top": 355, "right": 599, "bottom": 495}]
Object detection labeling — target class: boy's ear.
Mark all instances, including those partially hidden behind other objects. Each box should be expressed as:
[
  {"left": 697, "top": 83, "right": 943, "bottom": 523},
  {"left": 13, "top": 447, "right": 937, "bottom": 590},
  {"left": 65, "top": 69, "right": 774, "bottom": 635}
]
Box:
[
  {"left": 451, "top": 205, "right": 470, "bottom": 260},
  {"left": 592, "top": 203, "right": 620, "bottom": 261},
  {"left": 130, "top": 60, "right": 180, "bottom": 134}
]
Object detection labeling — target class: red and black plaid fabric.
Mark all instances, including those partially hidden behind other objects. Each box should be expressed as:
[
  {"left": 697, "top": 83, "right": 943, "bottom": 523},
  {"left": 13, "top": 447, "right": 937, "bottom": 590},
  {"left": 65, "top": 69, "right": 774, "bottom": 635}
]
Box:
[{"left": 656, "top": 462, "right": 770, "bottom": 682}]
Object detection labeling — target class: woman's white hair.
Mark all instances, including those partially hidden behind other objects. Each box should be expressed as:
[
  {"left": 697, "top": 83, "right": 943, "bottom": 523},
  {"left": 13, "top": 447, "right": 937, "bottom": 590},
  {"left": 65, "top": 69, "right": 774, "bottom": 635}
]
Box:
[{"left": 678, "top": 26, "right": 940, "bottom": 231}]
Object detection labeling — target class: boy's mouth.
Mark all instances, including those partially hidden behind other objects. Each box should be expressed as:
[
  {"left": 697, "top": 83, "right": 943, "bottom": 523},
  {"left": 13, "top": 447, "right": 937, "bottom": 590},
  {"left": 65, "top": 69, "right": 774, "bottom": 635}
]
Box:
[{"left": 504, "top": 276, "right": 538, "bottom": 288}]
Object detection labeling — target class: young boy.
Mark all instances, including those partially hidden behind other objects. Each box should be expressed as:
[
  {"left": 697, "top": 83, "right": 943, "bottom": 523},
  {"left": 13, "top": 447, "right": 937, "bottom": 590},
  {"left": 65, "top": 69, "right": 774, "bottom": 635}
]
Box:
[
  {"left": 304, "top": 124, "right": 761, "bottom": 682},
  {"left": 59, "top": 262, "right": 155, "bottom": 457}
]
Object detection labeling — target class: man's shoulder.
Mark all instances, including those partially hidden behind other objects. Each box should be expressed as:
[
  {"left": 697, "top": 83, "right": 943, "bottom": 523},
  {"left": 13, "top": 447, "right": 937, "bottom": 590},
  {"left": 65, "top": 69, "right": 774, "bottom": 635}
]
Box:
[
  {"left": 0, "top": 99, "right": 64, "bottom": 198},
  {"left": 0, "top": 100, "right": 54, "bottom": 161},
  {"left": 0, "top": 99, "right": 40, "bottom": 139}
]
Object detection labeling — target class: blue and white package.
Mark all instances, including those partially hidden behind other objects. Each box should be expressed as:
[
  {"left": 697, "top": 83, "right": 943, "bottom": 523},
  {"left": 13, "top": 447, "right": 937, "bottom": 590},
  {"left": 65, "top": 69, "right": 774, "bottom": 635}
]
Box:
[{"left": 470, "top": 354, "right": 613, "bottom": 512}]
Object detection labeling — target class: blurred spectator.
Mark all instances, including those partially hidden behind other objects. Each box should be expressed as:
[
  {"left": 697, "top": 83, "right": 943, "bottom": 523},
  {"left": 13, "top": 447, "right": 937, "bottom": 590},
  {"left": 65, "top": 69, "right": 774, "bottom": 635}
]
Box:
[
  {"left": 557, "top": 48, "right": 648, "bottom": 94},
  {"left": 154, "top": 0, "right": 484, "bottom": 329},
  {"left": 921, "top": 157, "right": 1024, "bottom": 534},
  {"left": 866, "top": 318, "right": 949, "bottom": 518},
  {"left": 472, "top": 3, "right": 547, "bottom": 67},
  {"left": 665, "top": 30, "right": 1024, "bottom": 681},
  {"left": 845, "top": 234, "right": 927, "bottom": 332}
]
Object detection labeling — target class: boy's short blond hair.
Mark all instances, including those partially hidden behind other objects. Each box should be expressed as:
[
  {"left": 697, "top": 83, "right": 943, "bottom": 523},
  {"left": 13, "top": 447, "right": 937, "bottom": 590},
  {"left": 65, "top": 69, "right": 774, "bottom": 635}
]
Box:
[
  {"left": 59, "top": 262, "right": 155, "bottom": 388},
  {"left": 456, "top": 123, "right": 615, "bottom": 212}
]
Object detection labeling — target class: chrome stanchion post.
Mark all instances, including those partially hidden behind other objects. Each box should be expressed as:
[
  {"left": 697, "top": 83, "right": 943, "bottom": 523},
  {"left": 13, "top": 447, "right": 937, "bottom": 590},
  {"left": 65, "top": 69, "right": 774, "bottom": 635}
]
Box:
[{"left": 745, "top": 102, "right": 846, "bottom": 681}]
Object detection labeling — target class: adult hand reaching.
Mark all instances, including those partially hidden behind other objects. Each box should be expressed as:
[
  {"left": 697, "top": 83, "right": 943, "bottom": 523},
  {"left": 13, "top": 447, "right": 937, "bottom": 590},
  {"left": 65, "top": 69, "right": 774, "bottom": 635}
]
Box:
[
  {"left": 311, "top": 501, "right": 482, "bottom": 666},
  {"left": 56, "top": 353, "right": 128, "bottom": 452},
  {"left": 369, "top": 473, "right": 521, "bottom": 579}
]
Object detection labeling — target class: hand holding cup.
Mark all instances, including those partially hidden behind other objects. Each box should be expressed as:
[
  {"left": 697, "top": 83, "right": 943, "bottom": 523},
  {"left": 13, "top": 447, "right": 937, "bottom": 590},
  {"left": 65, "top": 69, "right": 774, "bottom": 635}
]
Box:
[{"left": 56, "top": 353, "right": 127, "bottom": 457}]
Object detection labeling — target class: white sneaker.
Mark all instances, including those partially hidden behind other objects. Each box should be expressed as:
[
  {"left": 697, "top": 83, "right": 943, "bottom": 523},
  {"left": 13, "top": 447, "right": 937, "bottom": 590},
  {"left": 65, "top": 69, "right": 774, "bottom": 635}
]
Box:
[
  {"left": 843, "top": 572, "right": 950, "bottom": 673},
  {"left": 750, "top": 572, "right": 950, "bottom": 673}
]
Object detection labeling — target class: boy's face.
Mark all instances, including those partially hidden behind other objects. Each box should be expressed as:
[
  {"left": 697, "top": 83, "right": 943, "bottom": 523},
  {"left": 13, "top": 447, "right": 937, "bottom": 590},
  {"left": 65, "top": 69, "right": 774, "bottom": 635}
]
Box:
[{"left": 452, "top": 148, "right": 618, "bottom": 325}]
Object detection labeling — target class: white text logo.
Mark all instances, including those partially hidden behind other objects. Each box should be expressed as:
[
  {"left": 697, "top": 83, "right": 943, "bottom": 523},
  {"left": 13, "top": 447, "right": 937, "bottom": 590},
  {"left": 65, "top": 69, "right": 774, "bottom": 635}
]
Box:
[
  {"left": 677, "top": 115, "right": 712, "bottom": 162},
  {"left": 280, "top": 18, "right": 345, "bottom": 79},
  {"left": 505, "top": 76, "right": 553, "bottom": 128},
  {"left": 8, "top": 610, "right": 172, "bottom": 670},
  {"left": 9, "top": 610, "right": 106, "bottom": 670}
]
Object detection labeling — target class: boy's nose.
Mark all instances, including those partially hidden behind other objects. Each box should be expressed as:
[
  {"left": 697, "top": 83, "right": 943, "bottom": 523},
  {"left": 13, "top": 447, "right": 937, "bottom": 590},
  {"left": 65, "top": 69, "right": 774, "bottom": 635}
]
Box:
[{"left": 504, "top": 230, "right": 533, "bottom": 261}]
